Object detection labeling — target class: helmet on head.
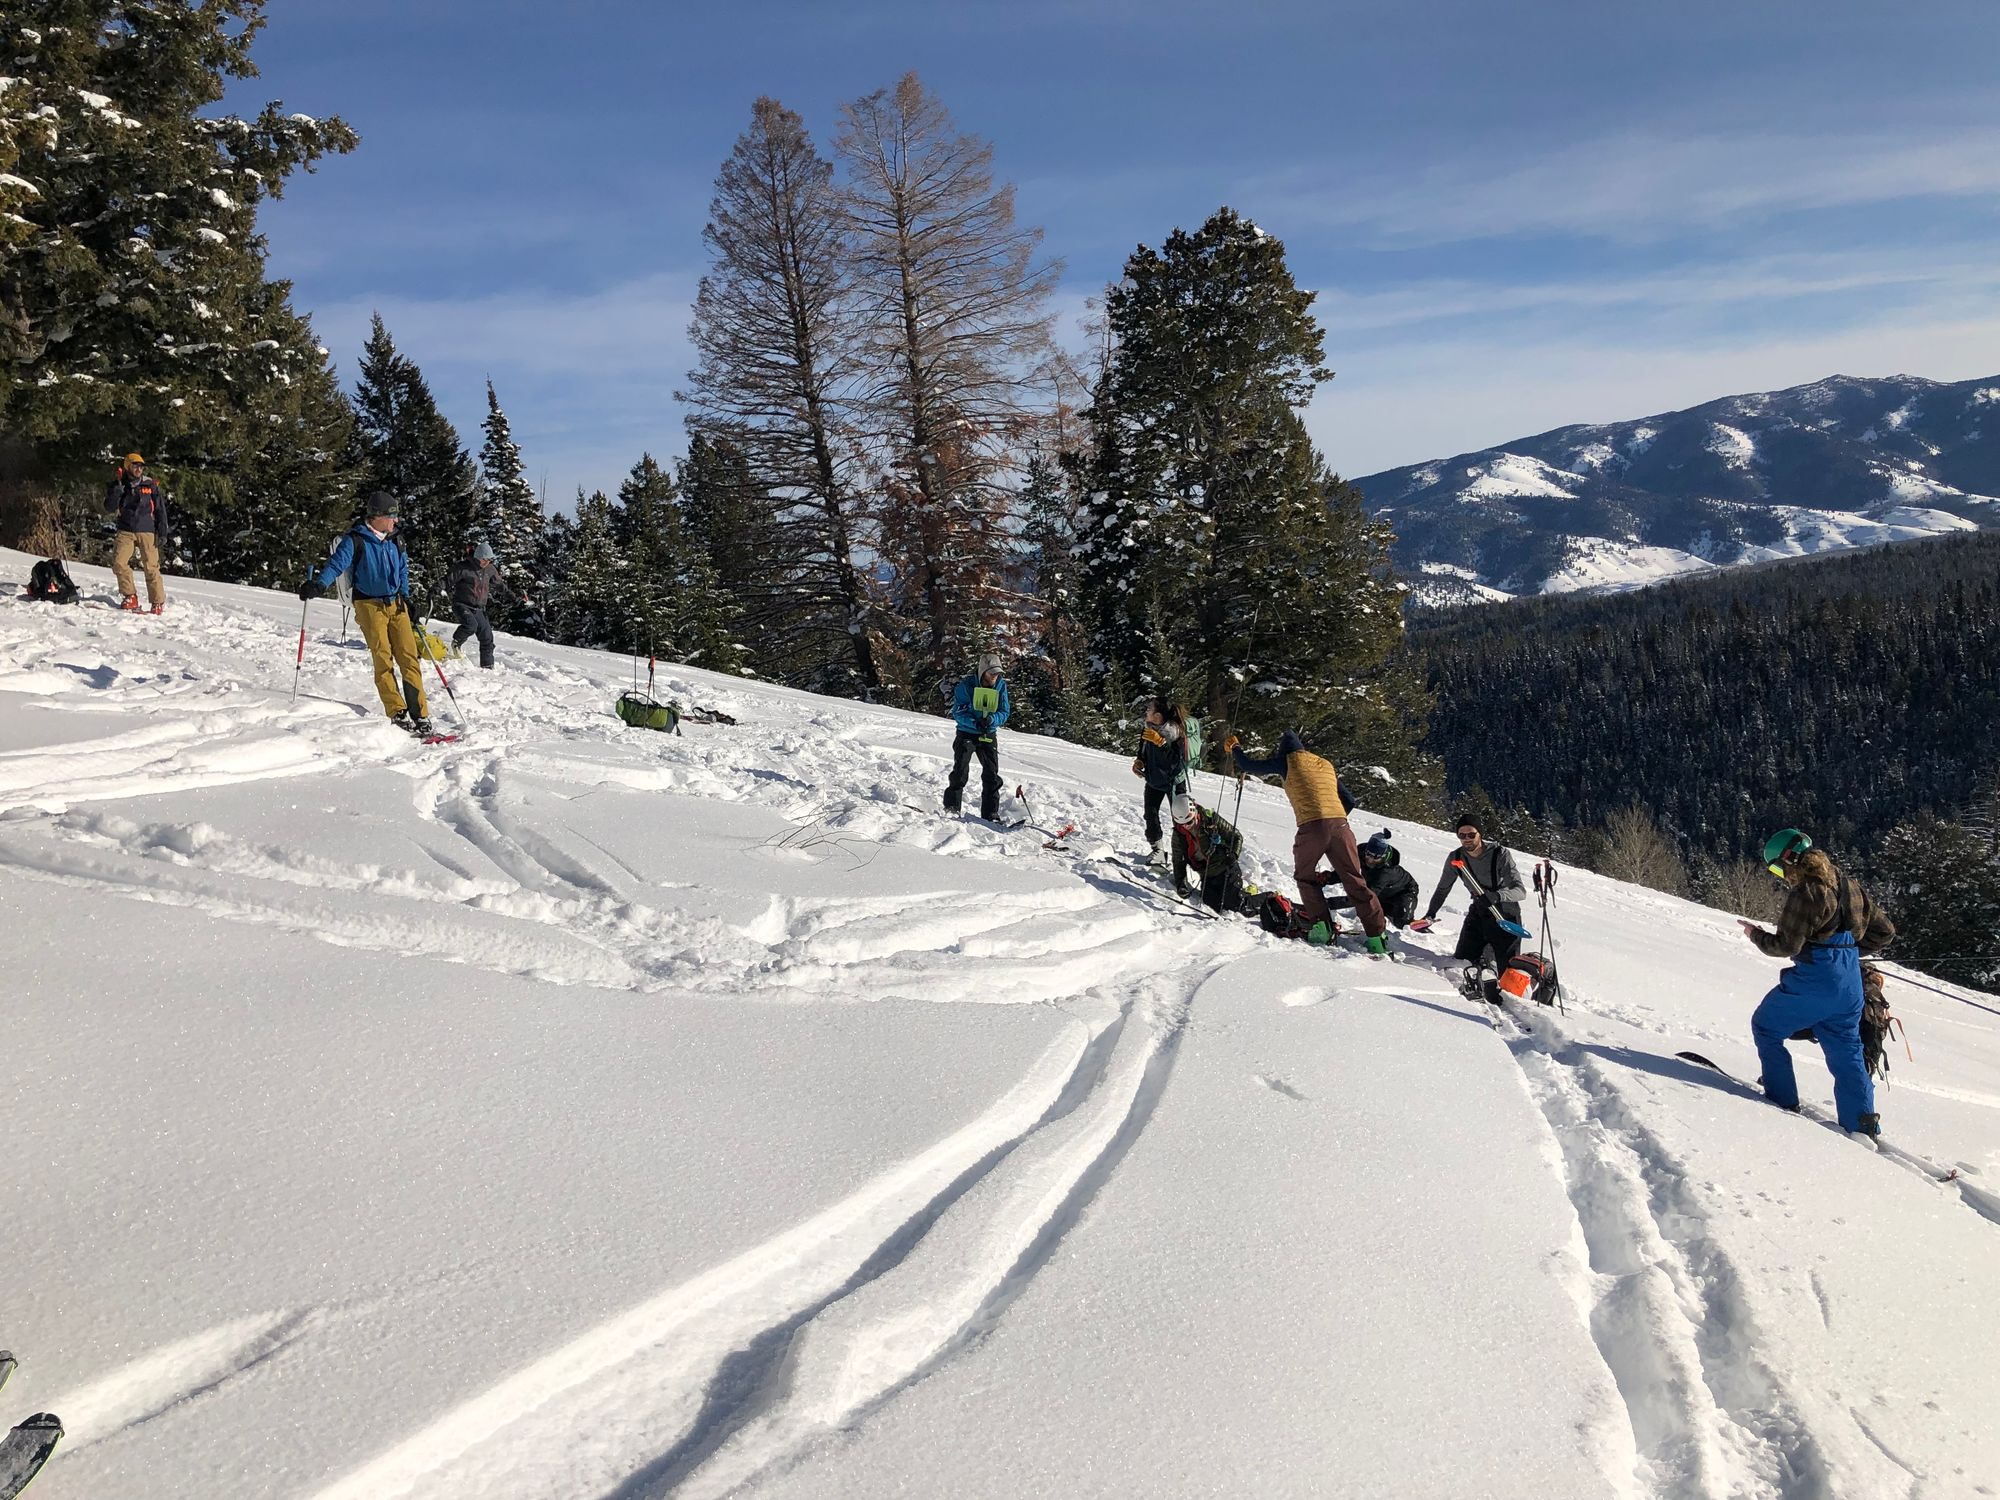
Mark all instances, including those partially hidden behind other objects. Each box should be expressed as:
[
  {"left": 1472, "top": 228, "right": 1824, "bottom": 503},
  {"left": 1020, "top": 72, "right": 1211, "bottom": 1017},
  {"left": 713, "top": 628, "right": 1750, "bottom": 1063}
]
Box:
[{"left": 1762, "top": 827, "right": 1812, "bottom": 876}]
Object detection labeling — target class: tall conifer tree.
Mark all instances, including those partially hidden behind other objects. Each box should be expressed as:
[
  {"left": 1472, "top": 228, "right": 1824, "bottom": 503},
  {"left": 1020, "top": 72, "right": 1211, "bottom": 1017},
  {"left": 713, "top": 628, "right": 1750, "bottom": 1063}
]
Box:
[
  {"left": 1074, "top": 208, "right": 1435, "bottom": 810},
  {"left": 837, "top": 73, "right": 1059, "bottom": 689},
  {"left": 349, "top": 314, "right": 478, "bottom": 601},
  {"left": 475, "top": 380, "right": 545, "bottom": 592},
  {"left": 681, "top": 98, "right": 880, "bottom": 696}
]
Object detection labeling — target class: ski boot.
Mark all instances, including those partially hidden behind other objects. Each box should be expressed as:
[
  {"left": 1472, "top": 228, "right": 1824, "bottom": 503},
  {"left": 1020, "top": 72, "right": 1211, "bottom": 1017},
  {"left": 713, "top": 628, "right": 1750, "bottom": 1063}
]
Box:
[
  {"left": 1855, "top": 1112, "right": 1882, "bottom": 1137},
  {"left": 1146, "top": 838, "right": 1167, "bottom": 869},
  {"left": 149, "top": 600, "right": 164, "bottom": 614},
  {"left": 1365, "top": 934, "right": 1389, "bottom": 959},
  {"left": 1306, "top": 919, "right": 1336, "bottom": 946},
  {"left": 411, "top": 716, "right": 437, "bottom": 739},
  {"left": 119, "top": 595, "right": 141, "bottom": 611}
]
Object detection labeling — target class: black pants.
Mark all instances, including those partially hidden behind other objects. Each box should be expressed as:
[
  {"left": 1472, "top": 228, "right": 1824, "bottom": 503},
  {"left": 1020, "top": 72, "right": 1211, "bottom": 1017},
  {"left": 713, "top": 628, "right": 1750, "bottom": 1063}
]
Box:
[
  {"left": 1456, "top": 905, "right": 1523, "bottom": 967},
  {"left": 944, "top": 731, "right": 1001, "bottom": 819},
  {"left": 451, "top": 604, "right": 495, "bottom": 668}
]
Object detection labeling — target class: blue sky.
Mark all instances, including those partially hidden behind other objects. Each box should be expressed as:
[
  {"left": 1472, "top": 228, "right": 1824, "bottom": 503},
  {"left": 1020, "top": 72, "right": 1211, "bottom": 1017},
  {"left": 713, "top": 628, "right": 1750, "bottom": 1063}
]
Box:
[{"left": 241, "top": 0, "right": 2000, "bottom": 504}]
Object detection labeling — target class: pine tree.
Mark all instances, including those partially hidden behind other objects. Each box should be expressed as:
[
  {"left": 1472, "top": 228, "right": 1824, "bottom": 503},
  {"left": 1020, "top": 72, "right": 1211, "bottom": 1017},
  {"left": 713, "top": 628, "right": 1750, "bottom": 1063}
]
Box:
[
  {"left": 349, "top": 314, "right": 478, "bottom": 603},
  {"left": 613, "top": 453, "right": 745, "bottom": 674},
  {"left": 837, "top": 73, "right": 1059, "bottom": 690},
  {"left": 475, "top": 380, "right": 545, "bottom": 596},
  {"left": 543, "top": 490, "right": 628, "bottom": 651},
  {"left": 0, "top": 2, "right": 356, "bottom": 497},
  {"left": 1074, "top": 208, "right": 1436, "bottom": 812},
  {"left": 680, "top": 98, "right": 880, "bottom": 696},
  {"left": 1873, "top": 814, "right": 2000, "bottom": 995},
  {"left": 174, "top": 292, "right": 356, "bottom": 586}
]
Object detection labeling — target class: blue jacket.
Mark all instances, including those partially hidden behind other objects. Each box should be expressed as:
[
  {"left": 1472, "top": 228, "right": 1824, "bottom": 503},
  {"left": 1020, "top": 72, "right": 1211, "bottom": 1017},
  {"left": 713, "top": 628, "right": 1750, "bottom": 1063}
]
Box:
[
  {"left": 951, "top": 675, "right": 1011, "bottom": 735},
  {"left": 1230, "top": 729, "right": 1307, "bottom": 778},
  {"left": 315, "top": 523, "right": 409, "bottom": 600}
]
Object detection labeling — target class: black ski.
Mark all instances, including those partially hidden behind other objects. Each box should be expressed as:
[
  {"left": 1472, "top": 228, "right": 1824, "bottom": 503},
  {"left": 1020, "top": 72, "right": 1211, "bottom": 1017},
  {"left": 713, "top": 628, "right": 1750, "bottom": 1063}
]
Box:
[
  {"left": 0, "top": 1413, "right": 62, "bottom": 1499},
  {"left": 1674, "top": 1051, "right": 1983, "bottom": 1196}
]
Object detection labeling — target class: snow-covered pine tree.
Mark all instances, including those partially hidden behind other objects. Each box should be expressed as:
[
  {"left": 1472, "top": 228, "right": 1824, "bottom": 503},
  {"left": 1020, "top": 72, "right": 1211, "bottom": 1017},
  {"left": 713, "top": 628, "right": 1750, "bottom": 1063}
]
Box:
[
  {"left": 543, "top": 490, "right": 628, "bottom": 651},
  {"left": 179, "top": 293, "right": 356, "bottom": 587},
  {"left": 1074, "top": 208, "right": 1436, "bottom": 814},
  {"left": 475, "top": 380, "right": 545, "bottom": 601},
  {"left": 1872, "top": 813, "right": 2000, "bottom": 994},
  {"left": 349, "top": 314, "right": 478, "bottom": 604},
  {"left": 678, "top": 431, "right": 782, "bottom": 653},
  {"left": 681, "top": 98, "right": 881, "bottom": 697},
  {"left": 1013, "top": 447, "right": 1088, "bottom": 733},
  {"left": 0, "top": 1, "right": 355, "bottom": 548},
  {"left": 612, "top": 453, "right": 745, "bottom": 674},
  {"left": 837, "top": 73, "right": 1058, "bottom": 695}
]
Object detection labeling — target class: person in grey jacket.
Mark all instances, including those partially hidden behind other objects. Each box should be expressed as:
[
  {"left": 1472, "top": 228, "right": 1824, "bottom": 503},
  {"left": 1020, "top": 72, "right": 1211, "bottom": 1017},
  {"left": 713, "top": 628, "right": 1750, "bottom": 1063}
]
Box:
[
  {"left": 446, "top": 541, "right": 523, "bottom": 668},
  {"left": 1409, "top": 813, "right": 1529, "bottom": 965}
]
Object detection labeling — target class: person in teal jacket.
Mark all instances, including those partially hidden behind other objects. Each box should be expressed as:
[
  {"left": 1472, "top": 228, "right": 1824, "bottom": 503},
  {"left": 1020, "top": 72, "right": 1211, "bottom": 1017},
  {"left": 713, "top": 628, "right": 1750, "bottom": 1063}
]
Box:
[{"left": 943, "top": 653, "right": 1010, "bottom": 820}]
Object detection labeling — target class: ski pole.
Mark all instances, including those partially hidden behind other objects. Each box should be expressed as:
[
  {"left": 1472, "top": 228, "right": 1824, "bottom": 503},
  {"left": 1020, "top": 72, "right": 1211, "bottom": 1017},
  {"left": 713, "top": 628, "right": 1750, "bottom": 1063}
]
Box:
[
  {"left": 291, "top": 599, "right": 309, "bottom": 704},
  {"left": 423, "top": 635, "right": 468, "bottom": 730}
]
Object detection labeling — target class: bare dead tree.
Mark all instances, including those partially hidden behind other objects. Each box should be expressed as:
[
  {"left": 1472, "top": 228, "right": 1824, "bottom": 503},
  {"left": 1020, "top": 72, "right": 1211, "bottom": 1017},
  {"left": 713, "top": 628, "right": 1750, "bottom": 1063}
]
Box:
[{"left": 836, "top": 73, "right": 1061, "bottom": 689}]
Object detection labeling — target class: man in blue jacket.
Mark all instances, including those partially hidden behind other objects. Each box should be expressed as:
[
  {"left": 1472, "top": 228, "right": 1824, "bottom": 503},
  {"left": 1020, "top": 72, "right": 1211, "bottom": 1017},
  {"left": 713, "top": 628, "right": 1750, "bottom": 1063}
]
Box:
[
  {"left": 298, "top": 494, "right": 434, "bottom": 736},
  {"left": 943, "top": 652, "right": 1010, "bottom": 821}
]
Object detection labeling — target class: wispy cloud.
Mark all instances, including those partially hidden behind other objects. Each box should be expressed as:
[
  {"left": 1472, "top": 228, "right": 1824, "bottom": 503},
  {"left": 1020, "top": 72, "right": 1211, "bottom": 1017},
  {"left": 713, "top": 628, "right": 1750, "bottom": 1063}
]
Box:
[{"left": 1255, "top": 125, "right": 2000, "bottom": 245}]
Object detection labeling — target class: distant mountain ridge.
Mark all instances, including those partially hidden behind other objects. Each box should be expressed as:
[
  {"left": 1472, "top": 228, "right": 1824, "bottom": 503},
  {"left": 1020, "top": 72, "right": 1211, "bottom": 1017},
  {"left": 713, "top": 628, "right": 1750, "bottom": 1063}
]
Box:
[{"left": 1354, "top": 373, "right": 2000, "bottom": 603}]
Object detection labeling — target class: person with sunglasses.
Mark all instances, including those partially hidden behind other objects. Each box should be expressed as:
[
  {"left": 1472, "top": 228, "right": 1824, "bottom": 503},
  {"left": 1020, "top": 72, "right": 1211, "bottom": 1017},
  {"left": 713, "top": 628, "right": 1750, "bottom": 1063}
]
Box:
[
  {"left": 1738, "top": 828, "right": 1895, "bottom": 1136},
  {"left": 1409, "top": 813, "right": 1527, "bottom": 968}
]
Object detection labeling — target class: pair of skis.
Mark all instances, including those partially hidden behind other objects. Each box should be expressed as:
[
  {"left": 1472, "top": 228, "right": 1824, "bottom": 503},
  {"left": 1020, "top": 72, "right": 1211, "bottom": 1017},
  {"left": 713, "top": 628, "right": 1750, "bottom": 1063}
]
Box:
[{"left": 0, "top": 1352, "right": 60, "bottom": 1498}]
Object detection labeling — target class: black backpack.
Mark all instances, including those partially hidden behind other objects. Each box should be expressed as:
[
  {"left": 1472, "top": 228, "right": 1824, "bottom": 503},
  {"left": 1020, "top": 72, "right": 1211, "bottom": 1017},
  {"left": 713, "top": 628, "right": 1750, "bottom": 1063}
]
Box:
[
  {"left": 1860, "top": 963, "right": 1900, "bottom": 1079},
  {"left": 1497, "top": 952, "right": 1561, "bottom": 1007},
  {"left": 25, "top": 558, "right": 78, "bottom": 604},
  {"left": 1176, "top": 805, "right": 1246, "bottom": 913},
  {"left": 1256, "top": 891, "right": 1316, "bottom": 940}
]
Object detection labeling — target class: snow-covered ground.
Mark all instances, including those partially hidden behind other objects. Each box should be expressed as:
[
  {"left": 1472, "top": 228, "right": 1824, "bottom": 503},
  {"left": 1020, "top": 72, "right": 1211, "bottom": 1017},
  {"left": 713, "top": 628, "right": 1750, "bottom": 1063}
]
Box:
[{"left": 4, "top": 550, "right": 1999, "bottom": 1500}]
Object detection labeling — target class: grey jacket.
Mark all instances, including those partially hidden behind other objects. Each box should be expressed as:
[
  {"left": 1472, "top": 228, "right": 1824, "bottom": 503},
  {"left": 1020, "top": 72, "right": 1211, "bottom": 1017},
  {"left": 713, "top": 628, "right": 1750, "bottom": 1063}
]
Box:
[{"left": 1424, "top": 843, "right": 1527, "bottom": 923}]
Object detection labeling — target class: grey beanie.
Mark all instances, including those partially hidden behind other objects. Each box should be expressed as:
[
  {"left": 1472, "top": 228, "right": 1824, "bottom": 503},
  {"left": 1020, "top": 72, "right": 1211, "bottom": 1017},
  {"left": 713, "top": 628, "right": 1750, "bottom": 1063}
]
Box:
[{"left": 472, "top": 540, "right": 496, "bottom": 561}]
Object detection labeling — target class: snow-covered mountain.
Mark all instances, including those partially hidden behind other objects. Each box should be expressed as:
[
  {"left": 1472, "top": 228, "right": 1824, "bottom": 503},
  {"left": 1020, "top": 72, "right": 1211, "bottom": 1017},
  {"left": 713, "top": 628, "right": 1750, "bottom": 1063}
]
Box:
[
  {"left": 4, "top": 551, "right": 1999, "bottom": 1499},
  {"left": 1356, "top": 373, "right": 2000, "bottom": 604}
]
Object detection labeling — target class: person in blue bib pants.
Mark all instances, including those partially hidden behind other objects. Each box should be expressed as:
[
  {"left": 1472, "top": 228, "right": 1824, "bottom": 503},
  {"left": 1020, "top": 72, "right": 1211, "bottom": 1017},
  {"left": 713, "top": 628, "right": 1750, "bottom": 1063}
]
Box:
[
  {"left": 943, "top": 653, "right": 1010, "bottom": 821},
  {"left": 1739, "top": 828, "right": 1896, "bottom": 1135}
]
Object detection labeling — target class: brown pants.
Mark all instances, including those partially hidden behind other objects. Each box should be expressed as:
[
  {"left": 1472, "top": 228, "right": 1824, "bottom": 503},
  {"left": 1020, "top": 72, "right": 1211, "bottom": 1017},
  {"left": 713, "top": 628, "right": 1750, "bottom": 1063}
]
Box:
[
  {"left": 354, "top": 598, "right": 429, "bottom": 720},
  {"left": 1294, "top": 817, "right": 1385, "bottom": 936},
  {"left": 112, "top": 531, "right": 164, "bottom": 607}
]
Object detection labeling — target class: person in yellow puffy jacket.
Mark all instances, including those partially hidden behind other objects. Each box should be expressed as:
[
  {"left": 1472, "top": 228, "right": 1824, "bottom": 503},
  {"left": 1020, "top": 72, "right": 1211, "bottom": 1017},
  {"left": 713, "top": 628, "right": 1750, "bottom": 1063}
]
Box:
[{"left": 1226, "top": 729, "right": 1388, "bottom": 955}]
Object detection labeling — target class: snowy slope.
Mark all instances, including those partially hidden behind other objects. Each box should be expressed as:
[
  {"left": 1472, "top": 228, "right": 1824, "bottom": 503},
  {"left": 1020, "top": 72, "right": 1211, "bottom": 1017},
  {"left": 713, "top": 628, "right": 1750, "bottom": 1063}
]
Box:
[
  {"left": 3, "top": 551, "right": 1998, "bottom": 1500},
  {"left": 1361, "top": 373, "right": 2000, "bottom": 603}
]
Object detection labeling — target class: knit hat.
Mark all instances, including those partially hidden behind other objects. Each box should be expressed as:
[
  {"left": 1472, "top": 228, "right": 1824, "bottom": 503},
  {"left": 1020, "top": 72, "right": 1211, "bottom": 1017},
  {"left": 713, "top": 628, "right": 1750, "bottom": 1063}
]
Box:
[
  {"left": 472, "top": 540, "right": 496, "bottom": 561},
  {"left": 1361, "top": 831, "right": 1393, "bottom": 861},
  {"left": 1452, "top": 811, "right": 1482, "bottom": 835},
  {"left": 364, "top": 491, "right": 399, "bottom": 520}
]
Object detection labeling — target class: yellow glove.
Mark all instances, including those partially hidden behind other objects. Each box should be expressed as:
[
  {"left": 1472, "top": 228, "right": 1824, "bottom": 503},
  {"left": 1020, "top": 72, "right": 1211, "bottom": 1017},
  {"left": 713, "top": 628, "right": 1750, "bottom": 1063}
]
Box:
[
  {"left": 1222, "top": 733, "right": 1241, "bottom": 753},
  {"left": 1141, "top": 726, "right": 1166, "bottom": 748}
]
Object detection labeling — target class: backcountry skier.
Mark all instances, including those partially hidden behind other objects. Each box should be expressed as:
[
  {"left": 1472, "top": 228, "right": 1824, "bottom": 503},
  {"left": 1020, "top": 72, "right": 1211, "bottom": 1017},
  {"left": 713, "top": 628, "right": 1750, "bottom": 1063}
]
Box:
[
  {"left": 298, "top": 494, "right": 434, "bottom": 737},
  {"left": 942, "top": 653, "right": 1010, "bottom": 822},
  {"left": 1409, "top": 813, "right": 1528, "bottom": 968}
]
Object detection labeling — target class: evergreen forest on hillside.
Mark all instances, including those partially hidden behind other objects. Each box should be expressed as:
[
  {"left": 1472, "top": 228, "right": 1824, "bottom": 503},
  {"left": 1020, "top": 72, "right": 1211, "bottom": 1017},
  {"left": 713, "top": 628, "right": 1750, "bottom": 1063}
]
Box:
[{"left": 1413, "top": 532, "right": 2000, "bottom": 992}]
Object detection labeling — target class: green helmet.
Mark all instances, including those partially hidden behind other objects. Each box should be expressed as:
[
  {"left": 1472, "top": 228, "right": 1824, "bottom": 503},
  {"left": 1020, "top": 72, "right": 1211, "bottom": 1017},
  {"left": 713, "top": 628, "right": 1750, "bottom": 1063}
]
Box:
[{"left": 1762, "top": 827, "right": 1812, "bottom": 875}]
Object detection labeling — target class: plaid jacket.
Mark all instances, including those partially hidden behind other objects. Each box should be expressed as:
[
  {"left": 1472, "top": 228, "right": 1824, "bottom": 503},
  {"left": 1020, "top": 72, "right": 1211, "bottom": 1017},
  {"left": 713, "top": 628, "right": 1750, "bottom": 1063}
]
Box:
[{"left": 1752, "top": 849, "right": 1895, "bottom": 959}]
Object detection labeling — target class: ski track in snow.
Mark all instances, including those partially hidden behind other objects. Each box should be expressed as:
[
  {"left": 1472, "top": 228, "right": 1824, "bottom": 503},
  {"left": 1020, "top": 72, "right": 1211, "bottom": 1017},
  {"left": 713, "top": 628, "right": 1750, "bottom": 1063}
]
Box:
[
  {"left": 1499, "top": 1008, "right": 1831, "bottom": 1500},
  {"left": 41, "top": 1310, "right": 321, "bottom": 1454},
  {"left": 304, "top": 969, "right": 1210, "bottom": 1500}
]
